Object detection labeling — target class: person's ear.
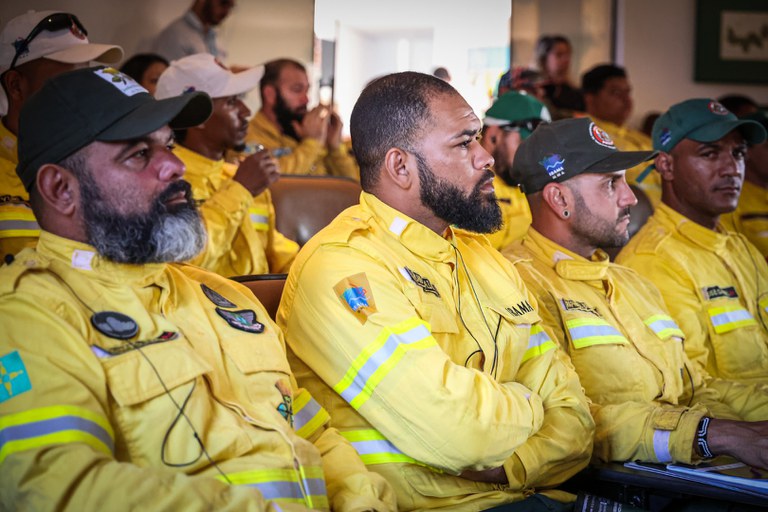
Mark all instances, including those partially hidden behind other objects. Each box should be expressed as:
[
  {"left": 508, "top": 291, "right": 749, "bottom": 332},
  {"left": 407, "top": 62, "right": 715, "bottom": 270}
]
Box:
[
  {"left": 383, "top": 147, "right": 414, "bottom": 190},
  {"left": 541, "top": 182, "right": 572, "bottom": 220},
  {"left": 35, "top": 164, "right": 78, "bottom": 217},
  {"left": 655, "top": 152, "right": 674, "bottom": 182},
  {"left": 262, "top": 84, "right": 277, "bottom": 106},
  {"left": 2, "top": 69, "right": 25, "bottom": 103}
]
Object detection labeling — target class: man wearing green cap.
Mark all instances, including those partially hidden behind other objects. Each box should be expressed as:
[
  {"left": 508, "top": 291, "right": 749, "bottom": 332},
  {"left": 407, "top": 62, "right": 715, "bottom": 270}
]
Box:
[
  {"left": 617, "top": 98, "right": 768, "bottom": 385},
  {"left": 721, "top": 109, "right": 768, "bottom": 258},
  {"left": 0, "top": 67, "right": 395, "bottom": 511},
  {"left": 481, "top": 91, "right": 550, "bottom": 249},
  {"left": 504, "top": 117, "right": 768, "bottom": 476}
]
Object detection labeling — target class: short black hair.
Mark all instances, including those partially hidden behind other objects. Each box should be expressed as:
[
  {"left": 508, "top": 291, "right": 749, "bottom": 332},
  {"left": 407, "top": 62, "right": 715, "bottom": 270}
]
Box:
[
  {"left": 717, "top": 94, "right": 759, "bottom": 117},
  {"left": 119, "top": 53, "right": 169, "bottom": 83},
  {"left": 350, "top": 71, "right": 456, "bottom": 191},
  {"left": 581, "top": 64, "right": 626, "bottom": 95},
  {"left": 260, "top": 58, "right": 306, "bottom": 98}
]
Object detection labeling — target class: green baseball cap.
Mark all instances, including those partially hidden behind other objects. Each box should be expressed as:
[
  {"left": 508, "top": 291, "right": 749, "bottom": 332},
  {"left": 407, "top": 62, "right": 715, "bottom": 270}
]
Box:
[
  {"left": 17, "top": 66, "right": 213, "bottom": 192},
  {"left": 484, "top": 91, "right": 550, "bottom": 139},
  {"left": 651, "top": 98, "right": 766, "bottom": 152},
  {"left": 512, "top": 117, "right": 656, "bottom": 194}
]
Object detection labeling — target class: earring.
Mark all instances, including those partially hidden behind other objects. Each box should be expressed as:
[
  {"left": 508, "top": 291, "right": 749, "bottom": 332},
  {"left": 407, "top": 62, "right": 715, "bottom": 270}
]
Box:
[
  {"left": 563, "top": 210, "right": 570, "bottom": 218},
  {"left": 490, "top": 136, "right": 497, "bottom": 144}
]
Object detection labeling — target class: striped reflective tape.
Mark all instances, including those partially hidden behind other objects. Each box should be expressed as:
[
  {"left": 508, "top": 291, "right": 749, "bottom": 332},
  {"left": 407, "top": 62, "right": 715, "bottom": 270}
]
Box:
[
  {"left": 0, "top": 209, "right": 40, "bottom": 238},
  {"left": 644, "top": 314, "right": 684, "bottom": 340},
  {"left": 249, "top": 207, "right": 269, "bottom": 231},
  {"left": 0, "top": 405, "right": 114, "bottom": 464},
  {"left": 216, "top": 466, "right": 328, "bottom": 508},
  {"left": 521, "top": 324, "right": 557, "bottom": 362},
  {"left": 340, "top": 428, "right": 419, "bottom": 466},
  {"left": 333, "top": 317, "right": 437, "bottom": 410},
  {"left": 565, "top": 317, "right": 628, "bottom": 348},
  {"left": 652, "top": 429, "right": 672, "bottom": 463},
  {"left": 708, "top": 305, "right": 757, "bottom": 334},
  {"left": 292, "top": 389, "right": 330, "bottom": 439}
]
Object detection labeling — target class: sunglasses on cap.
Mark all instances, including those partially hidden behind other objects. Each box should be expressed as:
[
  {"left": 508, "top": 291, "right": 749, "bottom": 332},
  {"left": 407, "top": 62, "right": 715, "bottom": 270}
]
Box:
[
  {"left": 10, "top": 13, "right": 88, "bottom": 70},
  {"left": 501, "top": 119, "right": 547, "bottom": 133}
]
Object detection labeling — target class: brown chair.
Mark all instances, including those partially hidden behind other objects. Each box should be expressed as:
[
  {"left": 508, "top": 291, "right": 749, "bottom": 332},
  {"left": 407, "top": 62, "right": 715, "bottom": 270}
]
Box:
[
  {"left": 231, "top": 273, "right": 287, "bottom": 320},
  {"left": 270, "top": 175, "right": 361, "bottom": 246}
]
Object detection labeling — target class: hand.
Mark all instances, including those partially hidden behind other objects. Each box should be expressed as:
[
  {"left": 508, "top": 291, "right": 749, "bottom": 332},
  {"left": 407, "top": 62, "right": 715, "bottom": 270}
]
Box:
[
  {"left": 705, "top": 418, "right": 768, "bottom": 470},
  {"left": 325, "top": 110, "right": 343, "bottom": 150},
  {"left": 232, "top": 148, "right": 280, "bottom": 196},
  {"left": 292, "top": 105, "right": 329, "bottom": 142},
  {"left": 459, "top": 466, "right": 508, "bottom": 484}
]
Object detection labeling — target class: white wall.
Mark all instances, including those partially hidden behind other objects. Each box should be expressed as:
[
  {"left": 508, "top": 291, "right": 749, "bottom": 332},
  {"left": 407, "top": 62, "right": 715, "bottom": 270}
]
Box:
[{"left": 621, "top": 0, "right": 768, "bottom": 129}]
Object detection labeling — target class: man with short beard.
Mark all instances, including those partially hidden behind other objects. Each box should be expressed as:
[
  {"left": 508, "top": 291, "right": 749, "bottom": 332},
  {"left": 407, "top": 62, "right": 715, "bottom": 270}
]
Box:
[
  {"left": 504, "top": 117, "right": 768, "bottom": 476},
  {"left": 617, "top": 99, "right": 768, "bottom": 385},
  {"left": 0, "top": 67, "right": 396, "bottom": 511},
  {"left": 246, "top": 58, "right": 359, "bottom": 177},
  {"left": 277, "top": 72, "right": 595, "bottom": 511}
]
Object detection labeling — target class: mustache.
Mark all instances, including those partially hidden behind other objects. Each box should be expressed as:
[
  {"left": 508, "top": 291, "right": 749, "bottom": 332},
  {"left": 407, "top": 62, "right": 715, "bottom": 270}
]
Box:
[{"left": 156, "top": 180, "right": 194, "bottom": 211}]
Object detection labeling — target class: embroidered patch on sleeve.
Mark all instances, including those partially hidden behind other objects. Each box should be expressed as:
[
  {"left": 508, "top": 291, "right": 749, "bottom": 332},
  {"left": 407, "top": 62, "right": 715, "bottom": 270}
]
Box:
[
  {"left": 334, "top": 273, "right": 377, "bottom": 324},
  {"left": 701, "top": 285, "right": 739, "bottom": 301},
  {"left": 0, "top": 350, "right": 32, "bottom": 403}
]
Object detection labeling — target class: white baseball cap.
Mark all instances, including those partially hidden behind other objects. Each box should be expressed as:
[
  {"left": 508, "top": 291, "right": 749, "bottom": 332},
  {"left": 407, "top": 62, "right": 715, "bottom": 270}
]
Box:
[
  {"left": 155, "top": 53, "right": 264, "bottom": 100},
  {"left": 0, "top": 11, "right": 123, "bottom": 115}
]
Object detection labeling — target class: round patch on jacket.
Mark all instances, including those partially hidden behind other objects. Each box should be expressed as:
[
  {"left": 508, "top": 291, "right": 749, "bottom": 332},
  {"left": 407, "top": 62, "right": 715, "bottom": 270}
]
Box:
[
  {"left": 216, "top": 307, "right": 265, "bottom": 333},
  {"left": 91, "top": 311, "right": 139, "bottom": 340}
]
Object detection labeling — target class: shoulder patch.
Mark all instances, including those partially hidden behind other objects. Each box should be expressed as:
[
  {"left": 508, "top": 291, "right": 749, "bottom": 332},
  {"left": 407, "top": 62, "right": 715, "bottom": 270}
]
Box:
[
  {"left": 560, "top": 298, "right": 602, "bottom": 317},
  {"left": 0, "top": 350, "right": 32, "bottom": 402},
  {"left": 334, "top": 272, "right": 377, "bottom": 324},
  {"left": 701, "top": 285, "right": 739, "bottom": 301}
]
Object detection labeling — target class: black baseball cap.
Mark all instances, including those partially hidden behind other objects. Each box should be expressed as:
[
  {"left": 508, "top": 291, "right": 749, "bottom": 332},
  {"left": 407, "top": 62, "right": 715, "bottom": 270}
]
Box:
[
  {"left": 17, "top": 66, "right": 213, "bottom": 191},
  {"left": 512, "top": 117, "right": 656, "bottom": 194}
]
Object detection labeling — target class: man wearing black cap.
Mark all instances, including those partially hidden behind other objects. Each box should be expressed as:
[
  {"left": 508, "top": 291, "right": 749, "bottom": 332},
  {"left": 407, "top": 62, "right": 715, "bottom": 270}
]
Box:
[
  {"left": 504, "top": 117, "right": 768, "bottom": 474},
  {"left": 0, "top": 67, "right": 395, "bottom": 511},
  {"left": 617, "top": 99, "right": 768, "bottom": 386}
]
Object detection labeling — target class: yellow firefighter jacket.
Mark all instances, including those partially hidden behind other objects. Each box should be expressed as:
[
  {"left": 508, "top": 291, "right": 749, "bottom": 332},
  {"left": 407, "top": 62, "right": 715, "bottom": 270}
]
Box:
[
  {"left": 0, "top": 231, "right": 396, "bottom": 512},
  {"left": 0, "top": 121, "right": 39, "bottom": 263},
  {"left": 277, "top": 192, "right": 594, "bottom": 511},
  {"left": 617, "top": 203, "right": 768, "bottom": 384},
  {"left": 486, "top": 175, "right": 531, "bottom": 250},
  {"left": 175, "top": 145, "right": 298, "bottom": 277},
  {"left": 246, "top": 112, "right": 359, "bottom": 178},
  {"left": 721, "top": 180, "right": 768, "bottom": 259},
  {"left": 505, "top": 228, "right": 768, "bottom": 465}
]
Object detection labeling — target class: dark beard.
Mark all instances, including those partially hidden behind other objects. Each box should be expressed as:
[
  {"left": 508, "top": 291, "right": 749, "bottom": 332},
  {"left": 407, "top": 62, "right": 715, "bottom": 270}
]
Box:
[
  {"left": 79, "top": 173, "right": 206, "bottom": 264},
  {"left": 274, "top": 91, "right": 304, "bottom": 141},
  {"left": 416, "top": 152, "right": 502, "bottom": 234},
  {"left": 570, "top": 188, "right": 631, "bottom": 249}
]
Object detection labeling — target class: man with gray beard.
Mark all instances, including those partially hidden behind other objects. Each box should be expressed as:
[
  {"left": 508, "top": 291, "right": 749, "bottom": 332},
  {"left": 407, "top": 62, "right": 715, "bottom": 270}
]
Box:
[{"left": 0, "top": 67, "right": 396, "bottom": 511}]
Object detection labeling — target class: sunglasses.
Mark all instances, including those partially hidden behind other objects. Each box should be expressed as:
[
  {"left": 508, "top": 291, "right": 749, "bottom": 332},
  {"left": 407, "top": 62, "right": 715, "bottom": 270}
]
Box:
[
  {"left": 10, "top": 13, "right": 88, "bottom": 70},
  {"left": 501, "top": 119, "right": 547, "bottom": 133}
]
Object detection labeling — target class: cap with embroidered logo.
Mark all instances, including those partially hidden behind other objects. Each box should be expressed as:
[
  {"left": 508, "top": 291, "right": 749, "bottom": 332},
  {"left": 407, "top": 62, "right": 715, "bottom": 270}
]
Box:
[
  {"left": 512, "top": 117, "right": 656, "bottom": 194},
  {"left": 16, "top": 66, "right": 212, "bottom": 191},
  {"left": 155, "top": 53, "right": 264, "bottom": 100},
  {"left": 651, "top": 98, "right": 767, "bottom": 152}
]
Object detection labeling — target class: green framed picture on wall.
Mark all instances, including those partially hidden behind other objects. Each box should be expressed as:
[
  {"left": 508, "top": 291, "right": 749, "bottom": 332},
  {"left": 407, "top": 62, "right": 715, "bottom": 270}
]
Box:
[{"left": 695, "top": 0, "right": 768, "bottom": 83}]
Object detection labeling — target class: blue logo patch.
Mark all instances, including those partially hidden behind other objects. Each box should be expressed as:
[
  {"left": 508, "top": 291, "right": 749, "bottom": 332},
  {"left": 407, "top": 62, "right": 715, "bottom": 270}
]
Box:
[
  {"left": 539, "top": 154, "right": 566, "bottom": 179},
  {"left": 0, "top": 350, "right": 32, "bottom": 403},
  {"left": 659, "top": 128, "right": 672, "bottom": 147},
  {"left": 342, "top": 286, "right": 369, "bottom": 312}
]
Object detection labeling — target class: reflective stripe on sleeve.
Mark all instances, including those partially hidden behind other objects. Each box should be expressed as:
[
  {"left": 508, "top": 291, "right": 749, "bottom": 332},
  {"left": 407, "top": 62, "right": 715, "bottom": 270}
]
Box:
[
  {"left": 292, "top": 389, "right": 330, "bottom": 439},
  {"left": 0, "top": 209, "right": 40, "bottom": 239},
  {"left": 644, "top": 314, "right": 685, "bottom": 340},
  {"left": 565, "top": 317, "right": 628, "bottom": 348},
  {"left": 216, "top": 466, "right": 328, "bottom": 508},
  {"left": 708, "top": 305, "right": 757, "bottom": 333},
  {"left": 333, "top": 317, "right": 437, "bottom": 410},
  {"left": 0, "top": 405, "right": 114, "bottom": 463},
  {"left": 249, "top": 207, "right": 269, "bottom": 231},
  {"left": 652, "top": 429, "right": 672, "bottom": 462},
  {"left": 521, "top": 324, "right": 557, "bottom": 362},
  {"left": 340, "top": 428, "right": 419, "bottom": 466}
]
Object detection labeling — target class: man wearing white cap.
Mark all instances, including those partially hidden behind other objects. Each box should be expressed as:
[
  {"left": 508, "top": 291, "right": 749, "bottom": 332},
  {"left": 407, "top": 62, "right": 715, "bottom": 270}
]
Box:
[
  {"left": 156, "top": 53, "right": 298, "bottom": 277},
  {"left": 0, "top": 10, "right": 123, "bottom": 264}
]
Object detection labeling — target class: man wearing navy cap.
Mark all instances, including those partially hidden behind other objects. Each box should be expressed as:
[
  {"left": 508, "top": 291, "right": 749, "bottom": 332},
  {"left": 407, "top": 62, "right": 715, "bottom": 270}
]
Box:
[
  {"left": 0, "top": 67, "right": 395, "bottom": 511},
  {"left": 618, "top": 98, "right": 768, "bottom": 385}
]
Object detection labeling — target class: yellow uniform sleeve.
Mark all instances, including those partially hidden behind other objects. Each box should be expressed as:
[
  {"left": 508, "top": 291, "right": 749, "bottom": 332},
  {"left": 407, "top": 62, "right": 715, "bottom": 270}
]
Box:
[
  {"left": 0, "top": 297, "right": 301, "bottom": 512},
  {"left": 283, "top": 244, "right": 553, "bottom": 474}
]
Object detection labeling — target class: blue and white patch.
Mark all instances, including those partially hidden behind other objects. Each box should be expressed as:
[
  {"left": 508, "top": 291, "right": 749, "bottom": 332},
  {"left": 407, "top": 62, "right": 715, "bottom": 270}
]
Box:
[
  {"left": 659, "top": 128, "right": 672, "bottom": 148},
  {"left": 539, "top": 154, "right": 566, "bottom": 180},
  {"left": 0, "top": 350, "right": 32, "bottom": 403}
]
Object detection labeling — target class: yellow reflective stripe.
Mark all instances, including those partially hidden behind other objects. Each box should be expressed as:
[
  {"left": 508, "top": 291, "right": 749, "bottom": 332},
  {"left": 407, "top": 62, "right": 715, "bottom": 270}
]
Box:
[
  {"left": 566, "top": 317, "right": 628, "bottom": 348},
  {"left": 708, "top": 305, "right": 757, "bottom": 334},
  {"left": 292, "top": 389, "right": 330, "bottom": 439},
  {"left": 644, "top": 314, "right": 685, "bottom": 339},
  {"left": 249, "top": 206, "right": 269, "bottom": 231},
  {"left": 0, "top": 405, "right": 114, "bottom": 464},
  {"left": 522, "top": 324, "right": 556, "bottom": 362},
  {"left": 0, "top": 211, "right": 36, "bottom": 221},
  {"left": 759, "top": 296, "right": 768, "bottom": 314},
  {"left": 215, "top": 466, "right": 327, "bottom": 507},
  {"left": 340, "top": 429, "right": 425, "bottom": 467},
  {"left": 0, "top": 210, "right": 40, "bottom": 238},
  {"left": 334, "top": 317, "right": 437, "bottom": 410}
]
